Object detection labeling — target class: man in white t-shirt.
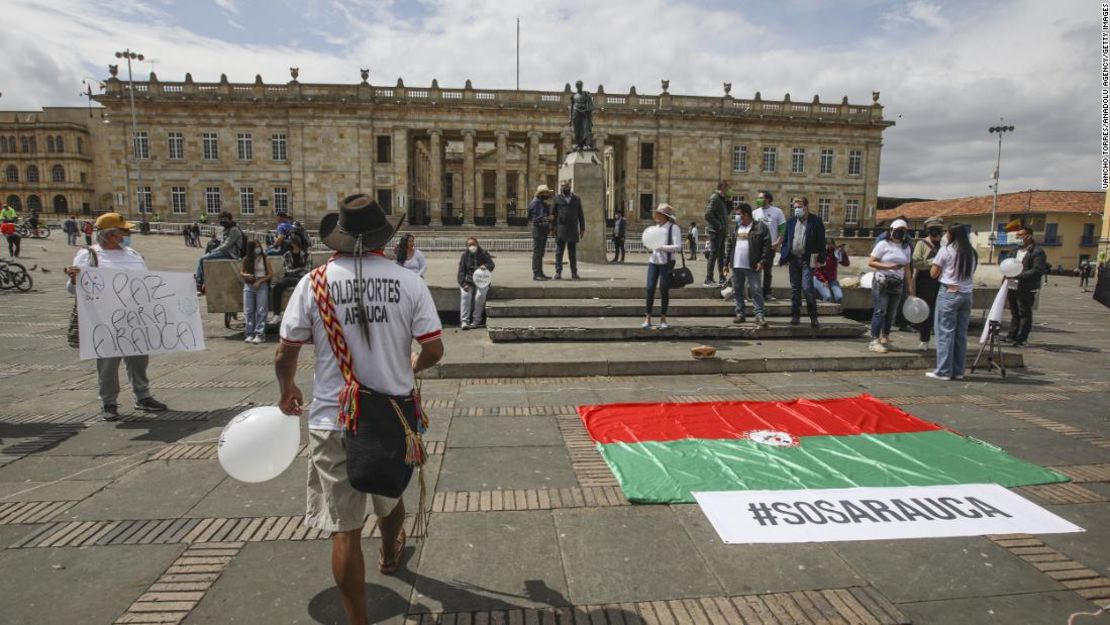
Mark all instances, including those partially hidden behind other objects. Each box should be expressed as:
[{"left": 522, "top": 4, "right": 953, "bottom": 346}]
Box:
[
  {"left": 752, "top": 190, "right": 786, "bottom": 299},
  {"left": 275, "top": 194, "right": 443, "bottom": 625}
]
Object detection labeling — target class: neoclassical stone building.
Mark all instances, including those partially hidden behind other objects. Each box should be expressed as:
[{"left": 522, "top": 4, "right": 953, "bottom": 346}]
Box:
[
  {"left": 0, "top": 108, "right": 103, "bottom": 216},
  {"left": 7, "top": 68, "right": 895, "bottom": 232}
]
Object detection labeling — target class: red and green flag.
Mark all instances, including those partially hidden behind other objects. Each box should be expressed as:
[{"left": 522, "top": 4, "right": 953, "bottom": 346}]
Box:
[{"left": 579, "top": 395, "right": 1068, "bottom": 504}]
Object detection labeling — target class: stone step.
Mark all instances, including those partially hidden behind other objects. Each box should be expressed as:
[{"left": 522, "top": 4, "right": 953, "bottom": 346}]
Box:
[
  {"left": 486, "top": 298, "right": 841, "bottom": 318},
  {"left": 485, "top": 316, "right": 869, "bottom": 343}
]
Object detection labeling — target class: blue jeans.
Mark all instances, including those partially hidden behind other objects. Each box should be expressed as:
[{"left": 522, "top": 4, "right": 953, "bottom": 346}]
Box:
[
  {"left": 933, "top": 289, "right": 972, "bottom": 378},
  {"left": 195, "top": 250, "right": 234, "bottom": 286},
  {"left": 787, "top": 256, "right": 816, "bottom": 319},
  {"left": 815, "top": 279, "right": 843, "bottom": 303},
  {"left": 243, "top": 283, "right": 270, "bottom": 337},
  {"left": 646, "top": 262, "right": 672, "bottom": 316},
  {"left": 870, "top": 282, "right": 903, "bottom": 338},
  {"left": 731, "top": 266, "right": 765, "bottom": 317}
]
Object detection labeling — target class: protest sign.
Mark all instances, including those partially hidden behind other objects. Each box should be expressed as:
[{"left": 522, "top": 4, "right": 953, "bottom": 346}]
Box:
[
  {"left": 76, "top": 266, "right": 205, "bottom": 360},
  {"left": 694, "top": 484, "right": 1083, "bottom": 544}
]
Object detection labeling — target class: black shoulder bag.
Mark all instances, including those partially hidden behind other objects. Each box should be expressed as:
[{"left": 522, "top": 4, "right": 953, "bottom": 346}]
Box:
[{"left": 668, "top": 223, "right": 694, "bottom": 288}]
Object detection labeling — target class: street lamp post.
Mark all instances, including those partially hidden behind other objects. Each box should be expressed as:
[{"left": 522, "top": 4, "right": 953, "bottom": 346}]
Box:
[
  {"left": 115, "top": 49, "right": 145, "bottom": 224},
  {"left": 988, "top": 121, "right": 1014, "bottom": 263}
]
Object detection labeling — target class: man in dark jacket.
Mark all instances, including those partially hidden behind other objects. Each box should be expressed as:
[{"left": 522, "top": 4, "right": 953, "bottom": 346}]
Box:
[
  {"left": 725, "top": 202, "right": 773, "bottom": 325},
  {"left": 1005, "top": 225, "right": 1048, "bottom": 346},
  {"left": 703, "top": 181, "right": 730, "bottom": 286},
  {"left": 528, "top": 184, "right": 553, "bottom": 280},
  {"left": 552, "top": 181, "right": 585, "bottom": 279},
  {"left": 778, "top": 197, "right": 827, "bottom": 328},
  {"left": 611, "top": 211, "right": 627, "bottom": 263}
]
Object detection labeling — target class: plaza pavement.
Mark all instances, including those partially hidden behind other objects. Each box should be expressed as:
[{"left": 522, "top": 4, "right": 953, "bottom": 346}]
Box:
[{"left": 0, "top": 233, "right": 1108, "bottom": 624}]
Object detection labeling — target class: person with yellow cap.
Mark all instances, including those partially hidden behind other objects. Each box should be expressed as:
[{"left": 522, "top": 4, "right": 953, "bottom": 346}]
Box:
[{"left": 64, "top": 213, "right": 169, "bottom": 420}]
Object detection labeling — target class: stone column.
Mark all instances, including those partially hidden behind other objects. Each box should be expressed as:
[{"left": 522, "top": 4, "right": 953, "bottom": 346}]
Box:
[
  {"left": 495, "top": 130, "right": 508, "bottom": 225},
  {"left": 393, "top": 128, "right": 409, "bottom": 217},
  {"left": 428, "top": 129, "right": 443, "bottom": 225},
  {"left": 527, "top": 131, "right": 542, "bottom": 193},
  {"left": 624, "top": 133, "right": 639, "bottom": 221},
  {"left": 517, "top": 170, "right": 527, "bottom": 210},
  {"left": 462, "top": 129, "right": 476, "bottom": 224}
]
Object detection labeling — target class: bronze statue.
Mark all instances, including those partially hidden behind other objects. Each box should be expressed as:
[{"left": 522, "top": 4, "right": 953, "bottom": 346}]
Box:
[{"left": 569, "top": 80, "right": 594, "bottom": 151}]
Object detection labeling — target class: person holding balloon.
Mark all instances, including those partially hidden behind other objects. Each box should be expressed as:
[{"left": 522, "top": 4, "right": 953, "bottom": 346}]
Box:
[
  {"left": 867, "top": 219, "right": 914, "bottom": 353},
  {"left": 928, "top": 223, "right": 978, "bottom": 380},
  {"left": 643, "top": 204, "right": 683, "bottom": 329},
  {"left": 457, "top": 236, "right": 495, "bottom": 330},
  {"left": 1004, "top": 225, "right": 1048, "bottom": 347},
  {"left": 911, "top": 216, "right": 945, "bottom": 350}
]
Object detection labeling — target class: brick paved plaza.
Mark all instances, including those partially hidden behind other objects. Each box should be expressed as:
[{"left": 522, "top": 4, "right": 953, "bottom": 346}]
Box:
[{"left": 1, "top": 234, "right": 1109, "bottom": 625}]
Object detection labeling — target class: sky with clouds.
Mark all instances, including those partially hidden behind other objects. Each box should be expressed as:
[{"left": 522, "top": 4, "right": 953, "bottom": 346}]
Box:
[{"left": 0, "top": 0, "right": 1101, "bottom": 199}]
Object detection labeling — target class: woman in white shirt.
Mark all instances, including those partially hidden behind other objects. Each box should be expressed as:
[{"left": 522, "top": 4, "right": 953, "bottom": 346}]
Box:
[
  {"left": 928, "top": 223, "right": 978, "bottom": 380},
  {"left": 867, "top": 219, "right": 914, "bottom": 353},
  {"left": 644, "top": 204, "right": 683, "bottom": 329},
  {"left": 240, "top": 240, "right": 273, "bottom": 344},
  {"left": 63, "top": 213, "right": 169, "bottom": 420},
  {"left": 395, "top": 234, "right": 427, "bottom": 278}
]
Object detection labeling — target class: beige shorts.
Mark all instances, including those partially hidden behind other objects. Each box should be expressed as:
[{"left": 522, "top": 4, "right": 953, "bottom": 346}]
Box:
[{"left": 305, "top": 429, "right": 400, "bottom": 533}]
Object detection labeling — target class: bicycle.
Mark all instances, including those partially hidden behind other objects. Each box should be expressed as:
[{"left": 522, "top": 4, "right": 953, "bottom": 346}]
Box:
[
  {"left": 0, "top": 259, "right": 33, "bottom": 292},
  {"left": 15, "top": 223, "right": 51, "bottom": 239}
]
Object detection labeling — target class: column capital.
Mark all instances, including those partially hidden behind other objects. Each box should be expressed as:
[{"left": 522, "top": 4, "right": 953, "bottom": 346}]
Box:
[
  {"left": 527, "top": 130, "right": 543, "bottom": 140},
  {"left": 428, "top": 128, "right": 443, "bottom": 137},
  {"left": 494, "top": 129, "right": 510, "bottom": 139},
  {"left": 461, "top": 128, "right": 477, "bottom": 138}
]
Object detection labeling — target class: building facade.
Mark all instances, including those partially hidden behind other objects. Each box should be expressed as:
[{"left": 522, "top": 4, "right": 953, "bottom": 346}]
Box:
[
  {"left": 0, "top": 108, "right": 102, "bottom": 216},
  {"left": 6, "top": 69, "right": 893, "bottom": 232},
  {"left": 878, "top": 190, "right": 1104, "bottom": 269}
]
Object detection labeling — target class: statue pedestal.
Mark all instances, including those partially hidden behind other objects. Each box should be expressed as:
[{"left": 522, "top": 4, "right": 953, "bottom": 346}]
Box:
[{"left": 559, "top": 149, "right": 607, "bottom": 264}]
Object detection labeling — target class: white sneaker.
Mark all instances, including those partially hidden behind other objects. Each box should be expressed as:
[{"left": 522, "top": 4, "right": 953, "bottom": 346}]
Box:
[
  {"left": 869, "top": 340, "right": 888, "bottom": 354},
  {"left": 925, "top": 371, "right": 949, "bottom": 380},
  {"left": 252, "top": 335, "right": 264, "bottom": 344},
  {"left": 244, "top": 335, "right": 253, "bottom": 343},
  {"left": 918, "top": 341, "right": 929, "bottom": 351}
]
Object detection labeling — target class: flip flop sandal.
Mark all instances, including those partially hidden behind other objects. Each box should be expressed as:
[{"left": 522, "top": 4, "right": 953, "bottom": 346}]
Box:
[{"left": 378, "top": 529, "right": 406, "bottom": 575}]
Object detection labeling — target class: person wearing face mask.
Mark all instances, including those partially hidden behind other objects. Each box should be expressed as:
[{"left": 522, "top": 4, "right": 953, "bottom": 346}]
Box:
[
  {"left": 911, "top": 216, "right": 945, "bottom": 350},
  {"left": 778, "top": 197, "right": 826, "bottom": 328},
  {"left": 702, "top": 181, "right": 730, "bottom": 287},
  {"left": 725, "top": 203, "right": 772, "bottom": 325},
  {"left": 813, "top": 239, "right": 850, "bottom": 304},
  {"left": 457, "top": 236, "right": 495, "bottom": 329},
  {"left": 752, "top": 190, "right": 786, "bottom": 300},
  {"left": 867, "top": 219, "right": 914, "bottom": 353},
  {"left": 194, "top": 210, "right": 244, "bottom": 293},
  {"left": 552, "top": 181, "right": 585, "bottom": 280},
  {"left": 240, "top": 240, "right": 273, "bottom": 344},
  {"left": 1004, "top": 225, "right": 1048, "bottom": 347},
  {"left": 64, "top": 213, "right": 169, "bottom": 420}
]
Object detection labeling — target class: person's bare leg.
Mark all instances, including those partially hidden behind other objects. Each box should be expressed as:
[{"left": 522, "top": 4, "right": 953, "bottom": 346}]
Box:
[
  {"left": 378, "top": 499, "right": 406, "bottom": 564},
  {"left": 332, "top": 529, "right": 367, "bottom": 625}
]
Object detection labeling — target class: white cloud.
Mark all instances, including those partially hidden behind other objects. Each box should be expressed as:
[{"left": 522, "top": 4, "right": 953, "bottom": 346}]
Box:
[
  {"left": 883, "top": 0, "right": 950, "bottom": 31},
  {"left": 0, "top": 0, "right": 1097, "bottom": 199},
  {"left": 213, "top": 0, "right": 240, "bottom": 15}
]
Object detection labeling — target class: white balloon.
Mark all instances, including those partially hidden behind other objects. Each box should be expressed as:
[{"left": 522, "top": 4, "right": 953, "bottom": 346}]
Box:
[
  {"left": 641, "top": 225, "right": 668, "bottom": 250},
  {"left": 472, "top": 267, "right": 492, "bottom": 288},
  {"left": 1000, "top": 258, "right": 1022, "bottom": 278},
  {"left": 721, "top": 286, "right": 734, "bottom": 300},
  {"left": 860, "top": 272, "right": 875, "bottom": 289},
  {"left": 218, "top": 406, "right": 301, "bottom": 483},
  {"left": 902, "top": 296, "right": 930, "bottom": 324}
]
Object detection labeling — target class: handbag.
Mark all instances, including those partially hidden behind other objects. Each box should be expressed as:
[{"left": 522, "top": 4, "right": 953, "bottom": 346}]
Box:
[
  {"left": 67, "top": 247, "right": 98, "bottom": 349},
  {"left": 667, "top": 223, "right": 694, "bottom": 288},
  {"left": 876, "top": 271, "right": 904, "bottom": 295}
]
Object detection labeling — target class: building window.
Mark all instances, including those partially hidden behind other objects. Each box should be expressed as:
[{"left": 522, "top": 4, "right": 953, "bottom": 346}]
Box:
[
  {"left": 818, "top": 198, "right": 832, "bottom": 222},
  {"left": 271, "top": 134, "right": 287, "bottom": 161},
  {"left": 46, "top": 136, "right": 55, "bottom": 153},
  {"left": 791, "top": 148, "right": 805, "bottom": 174},
  {"left": 26, "top": 165, "right": 39, "bottom": 182},
  {"left": 20, "top": 136, "right": 30, "bottom": 153},
  {"left": 168, "top": 132, "right": 184, "bottom": 160},
  {"left": 639, "top": 192, "right": 655, "bottom": 220},
  {"left": 53, "top": 194, "right": 68, "bottom": 213},
  {"left": 762, "top": 147, "right": 777, "bottom": 173},
  {"left": 202, "top": 133, "right": 219, "bottom": 160},
  {"left": 848, "top": 150, "right": 863, "bottom": 176},
  {"left": 845, "top": 199, "right": 860, "bottom": 224},
  {"left": 640, "top": 142, "right": 655, "bottom": 170},
  {"left": 51, "top": 164, "right": 65, "bottom": 182},
  {"left": 56, "top": 136, "right": 64, "bottom": 153},
  {"left": 27, "top": 195, "right": 41, "bottom": 211},
  {"left": 273, "top": 187, "right": 288, "bottom": 212},
  {"left": 133, "top": 131, "right": 149, "bottom": 159},
  {"left": 137, "top": 186, "right": 152, "bottom": 213},
  {"left": 729, "top": 194, "right": 745, "bottom": 209},
  {"left": 376, "top": 135, "right": 392, "bottom": 163},
  {"left": 376, "top": 188, "right": 393, "bottom": 214},
  {"left": 76, "top": 137, "right": 84, "bottom": 154},
  {"left": 0, "top": 136, "right": 7, "bottom": 153},
  {"left": 4, "top": 165, "right": 16, "bottom": 182},
  {"left": 205, "top": 187, "right": 222, "bottom": 214},
  {"left": 171, "top": 187, "right": 187, "bottom": 214},
  {"left": 820, "top": 149, "right": 834, "bottom": 175},
  {"left": 732, "top": 145, "right": 747, "bottom": 172},
  {"left": 237, "top": 133, "right": 253, "bottom": 161},
  {"left": 80, "top": 172, "right": 87, "bottom": 184},
  {"left": 6, "top": 195, "right": 21, "bottom": 210},
  {"left": 239, "top": 187, "right": 255, "bottom": 215}
]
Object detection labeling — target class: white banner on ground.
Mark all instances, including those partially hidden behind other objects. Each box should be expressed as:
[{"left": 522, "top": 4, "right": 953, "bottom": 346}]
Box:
[
  {"left": 76, "top": 267, "right": 205, "bottom": 360},
  {"left": 979, "top": 280, "right": 1011, "bottom": 344},
  {"left": 694, "top": 484, "right": 1083, "bottom": 544}
]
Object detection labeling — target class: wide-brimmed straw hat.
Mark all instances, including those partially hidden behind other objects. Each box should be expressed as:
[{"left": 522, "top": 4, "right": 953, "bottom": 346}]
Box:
[
  {"left": 535, "top": 184, "right": 553, "bottom": 195},
  {"left": 319, "top": 194, "right": 403, "bottom": 253},
  {"left": 654, "top": 203, "right": 676, "bottom": 221},
  {"left": 95, "top": 212, "right": 137, "bottom": 231}
]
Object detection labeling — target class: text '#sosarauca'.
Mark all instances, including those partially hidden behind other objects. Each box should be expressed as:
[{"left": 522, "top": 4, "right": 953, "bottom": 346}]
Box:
[{"left": 747, "top": 495, "right": 1010, "bottom": 527}]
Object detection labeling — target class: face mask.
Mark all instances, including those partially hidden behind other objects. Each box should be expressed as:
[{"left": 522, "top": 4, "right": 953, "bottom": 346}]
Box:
[
  {"left": 734, "top": 215, "right": 742, "bottom": 225},
  {"left": 793, "top": 207, "right": 804, "bottom": 218},
  {"left": 928, "top": 228, "right": 943, "bottom": 238},
  {"left": 892, "top": 231, "right": 905, "bottom": 241},
  {"left": 468, "top": 245, "right": 478, "bottom": 254},
  {"left": 121, "top": 235, "right": 132, "bottom": 247},
  {"left": 755, "top": 198, "right": 765, "bottom": 208}
]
